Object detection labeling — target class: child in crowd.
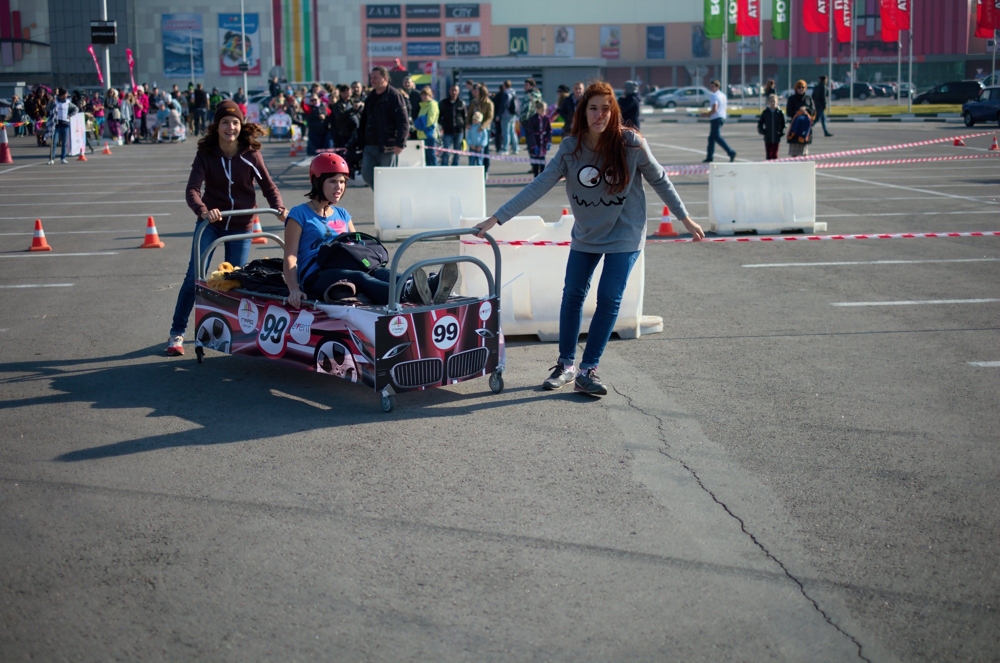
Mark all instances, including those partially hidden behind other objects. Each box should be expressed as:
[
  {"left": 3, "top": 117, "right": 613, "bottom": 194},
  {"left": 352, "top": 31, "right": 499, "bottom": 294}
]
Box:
[
  {"left": 757, "top": 94, "right": 785, "bottom": 161},
  {"left": 467, "top": 111, "right": 489, "bottom": 166},
  {"left": 524, "top": 100, "right": 552, "bottom": 178}
]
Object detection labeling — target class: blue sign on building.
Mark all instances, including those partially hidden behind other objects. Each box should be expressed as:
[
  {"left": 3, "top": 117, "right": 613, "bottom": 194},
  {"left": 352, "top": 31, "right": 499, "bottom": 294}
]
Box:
[
  {"left": 406, "top": 41, "right": 443, "bottom": 56},
  {"left": 646, "top": 26, "right": 665, "bottom": 59}
]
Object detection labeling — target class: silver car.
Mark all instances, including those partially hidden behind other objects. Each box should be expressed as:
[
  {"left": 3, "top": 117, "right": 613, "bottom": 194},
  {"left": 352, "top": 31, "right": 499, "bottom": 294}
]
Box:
[{"left": 654, "top": 86, "right": 713, "bottom": 108}]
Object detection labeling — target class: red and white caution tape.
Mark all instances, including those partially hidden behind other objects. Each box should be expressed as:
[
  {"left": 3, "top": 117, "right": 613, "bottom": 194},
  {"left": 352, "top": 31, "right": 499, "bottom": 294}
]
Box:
[
  {"left": 431, "top": 145, "right": 547, "bottom": 164},
  {"left": 773, "top": 131, "right": 996, "bottom": 163},
  {"left": 815, "top": 153, "right": 1000, "bottom": 169},
  {"left": 461, "top": 231, "right": 1000, "bottom": 246}
]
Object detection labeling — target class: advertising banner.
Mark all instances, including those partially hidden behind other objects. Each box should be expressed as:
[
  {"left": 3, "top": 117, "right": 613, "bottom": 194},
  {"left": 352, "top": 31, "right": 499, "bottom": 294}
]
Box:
[
  {"left": 445, "top": 41, "right": 480, "bottom": 56},
  {"left": 833, "top": 0, "right": 851, "bottom": 43},
  {"left": 554, "top": 26, "right": 575, "bottom": 56},
  {"left": 975, "top": 0, "right": 994, "bottom": 38},
  {"left": 646, "top": 26, "right": 665, "bottom": 59},
  {"left": 368, "top": 41, "right": 403, "bottom": 58},
  {"left": 704, "top": 0, "right": 724, "bottom": 39},
  {"left": 219, "top": 13, "right": 260, "bottom": 76},
  {"left": 162, "top": 14, "right": 204, "bottom": 79},
  {"left": 736, "top": 0, "right": 759, "bottom": 37},
  {"left": 406, "top": 5, "right": 441, "bottom": 19},
  {"left": 803, "top": 0, "right": 829, "bottom": 34},
  {"left": 446, "top": 22, "right": 480, "bottom": 37},
  {"left": 406, "top": 41, "right": 442, "bottom": 56},
  {"left": 772, "top": 0, "right": 789, "bottom": 40},
  {"left": 880, "top": 0, "right": 899, "bottom": 42},
  {"left": 368, "top": 24, "right": 402, "bottom": 38},
  {"left": 367, "top": 5, "right": 402, "bottom": 19},
  {"left": 692, "top": 25, "right": 712, "bottom": 57},
  {"left": 508, "top": 27, "right": 528, "bottom": 55},
  {"left": 600, "top": 26, "right": 620, "bottom": 59},
  {"left": 890, "top": 0, "right": 910, "bottom": 31},
  {"left": 444, "top": 4, "right": 479, "bottom": 18},
  {"left": 727, "top": 0, "right": 738, "bottom": 41},
  {"left": 407, "top": 23, "right": 441, "bottom": 38}
]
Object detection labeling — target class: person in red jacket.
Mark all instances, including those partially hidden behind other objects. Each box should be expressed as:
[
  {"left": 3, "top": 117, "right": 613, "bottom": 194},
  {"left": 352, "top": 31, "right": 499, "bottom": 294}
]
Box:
[{"left": 166, "top": 100, "right": 286, "bottom": 356}]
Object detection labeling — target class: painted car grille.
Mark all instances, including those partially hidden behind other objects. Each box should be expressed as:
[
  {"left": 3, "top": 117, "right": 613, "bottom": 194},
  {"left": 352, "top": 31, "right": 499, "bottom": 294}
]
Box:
[
  {"left": 447, "top": 347, "right": 489, "bottom": 380},
  {"left": 390, "top": 358, "right": 444, "bottom": 388}
]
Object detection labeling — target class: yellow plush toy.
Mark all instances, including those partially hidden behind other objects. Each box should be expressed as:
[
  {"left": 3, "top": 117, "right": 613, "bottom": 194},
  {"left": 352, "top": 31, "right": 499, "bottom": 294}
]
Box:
[{"left": 206, "top": 262, "right": 243, "bottom": 291}]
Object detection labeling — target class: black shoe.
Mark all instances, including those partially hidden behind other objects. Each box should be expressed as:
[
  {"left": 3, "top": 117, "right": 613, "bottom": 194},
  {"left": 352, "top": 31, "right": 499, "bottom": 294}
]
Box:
[
  {"left": 323, "top": 280, "right": 356, "bottom": 303},
  {"left": 729, "top": 152, "right": 737, "bottom": 162},
  {"left": 574, "top": 368, "right": 608, "bottom": 396},
  {"left": 543, "top": 362, "right": 577, "bottom": 390},
  {"left": 402, "top": 267, "right": 432, "bottom": 305},
  {"left": 701, "top": 158, "right": 713, "bottom": 163},
  {"left": 824, "top": 133, "right": 834, "bottom": 137},
  {"left": 432, "top": 263, "right": 459, "bottom": 304}
]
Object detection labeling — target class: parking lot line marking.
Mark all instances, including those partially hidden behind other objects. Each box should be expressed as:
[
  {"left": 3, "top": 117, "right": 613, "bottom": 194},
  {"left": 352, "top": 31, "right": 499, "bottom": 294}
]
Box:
[
  {"left": 0, "top": 252, "right": 118, "bottom": 258},
  {"left": 0, "top": 162, "right": 45, "bottom": 175},
  {"left": 817, "top": 172, "right": 1000, "bottom": 203},
  {"left": 0, "top": 283, "right": 75, "bottom": 289},
  {"left": 0, "top": 200, "right": 183, "bottom": 207},
  {"left": 745, "top": 258, "right": 1000, "bottom": 268},
  {"left": 832, "top": 299, "right": 1000, "bottom": 307},
  {"left": 818, "top": 210, "right": 1000, "bottom": 217},
  {"left": 0, "top": 230, "right": 142, "bottom": 236},
  {"left": 0, "top": 213, "right": 172, "bottom": 220},
  {"left": 967, "top": 361, "right": 1000, "bottom": 367}
]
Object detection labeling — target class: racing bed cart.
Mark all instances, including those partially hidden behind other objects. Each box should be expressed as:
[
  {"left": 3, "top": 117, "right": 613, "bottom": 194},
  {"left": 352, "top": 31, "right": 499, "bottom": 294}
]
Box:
[{"left": 192, "top": 209, "right": 505, "bottom": 413}]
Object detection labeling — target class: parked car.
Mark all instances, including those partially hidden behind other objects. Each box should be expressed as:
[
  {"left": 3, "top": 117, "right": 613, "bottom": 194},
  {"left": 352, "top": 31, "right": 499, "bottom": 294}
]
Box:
[
  {"left": 831, "top": 83, "right": 876, "bottom": 100},
  {"left": 912, "top": 80, "right": 984, "bottom": 105},
  {"left": 961, "top": 87, "right": 1000, "bottom": 127},
  {"left": 896, "top": 82, "right": 913, "bottom": 98},
  {"left": 871, "top": 84, "right": 894, "bottom": 97},
  {"left": 654, "top": 86, "right": 713, "bottom": 108},
  {"left": 644, "top": 87, "right": 678, "bottom": 105}
]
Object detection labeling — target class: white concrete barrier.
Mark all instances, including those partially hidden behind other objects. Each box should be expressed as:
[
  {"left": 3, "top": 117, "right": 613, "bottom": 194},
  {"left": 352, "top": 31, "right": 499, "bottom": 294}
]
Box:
[
  {"left": 708, "top": 162, "right": 816, "bottom": 235},
  {"left": 396, "top": 141, "right": 425, "bottom": 167},
  {"left": 458, "top": 215, "right": 661, "bottom": 341},
  {"left": 374, "top": 166, "right": 486, "bottom": 242}
]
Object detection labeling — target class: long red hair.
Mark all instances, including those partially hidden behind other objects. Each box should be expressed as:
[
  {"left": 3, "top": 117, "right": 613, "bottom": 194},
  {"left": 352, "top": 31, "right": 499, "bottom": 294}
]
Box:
[{"left": 569, "top": 81, "right": 637, "bottom": 195}]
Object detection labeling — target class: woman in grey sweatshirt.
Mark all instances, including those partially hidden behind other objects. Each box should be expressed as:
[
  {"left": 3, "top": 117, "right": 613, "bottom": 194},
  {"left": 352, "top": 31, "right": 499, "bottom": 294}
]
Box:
[{"left": 474, "top": 81, "right": 704, "bottom": 396}]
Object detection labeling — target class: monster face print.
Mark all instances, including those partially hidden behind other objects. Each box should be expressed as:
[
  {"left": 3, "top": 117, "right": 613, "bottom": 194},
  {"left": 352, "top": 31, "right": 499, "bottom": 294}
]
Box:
[{"left": 572, "top": 164, "right": 626, "bottom": 207}]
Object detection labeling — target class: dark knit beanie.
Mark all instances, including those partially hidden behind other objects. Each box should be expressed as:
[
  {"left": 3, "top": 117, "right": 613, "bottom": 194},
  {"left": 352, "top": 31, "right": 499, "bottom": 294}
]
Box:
[{"left": 213, "top": 99, "right": 244, "bottom": 124}]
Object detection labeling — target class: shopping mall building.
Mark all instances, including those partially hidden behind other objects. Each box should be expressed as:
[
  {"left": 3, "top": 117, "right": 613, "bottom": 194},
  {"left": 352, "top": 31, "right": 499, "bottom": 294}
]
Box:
[{"left": 2, "top": 0, "right": 995, "bottom": 94}]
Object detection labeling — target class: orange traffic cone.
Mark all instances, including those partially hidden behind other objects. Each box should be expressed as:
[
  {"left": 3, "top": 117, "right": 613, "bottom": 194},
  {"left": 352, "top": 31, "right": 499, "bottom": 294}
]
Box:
[
  {"left": 654, "top": 206, "right": 678, "bottom": 237},
  {"left": 250, "top": 215, "right": 268, "bottom": 244},
  {"left": 561, "top": 207, "right": 570, "bottom": 216},
  {"left": 76, "top": 150, "right": 88, "bottom": 162},
  {"left": 990, "top": 136, "right": 999, "bottom": 151},
  {"left": 29, "top": 219, "right": 52, "bottom": 251},
  {"left": 0, "top": 124, "right": 12, "bottom": 164},
  {"left": 288, "top": 143, "right": 298, "bottom": 157},
  {"left": 953, "top": 137, "right": 966, "bottom": 147},
  {"left": 102, "top": 141, "right": 113, "bottom": 155},
  {"left": 140, "top": 216, "right": 165, "bottom": 249}
]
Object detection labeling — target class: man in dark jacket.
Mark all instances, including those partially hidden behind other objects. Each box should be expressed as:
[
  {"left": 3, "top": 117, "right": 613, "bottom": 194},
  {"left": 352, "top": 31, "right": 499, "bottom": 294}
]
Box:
[
  {"left": 402, "top": 75, "right": 421, "bottom": 137},
  {"left": 192, "top": 83, "right": 209, "bottom": 135},
  {"left": 329, "top": 84, "right": 360, "bottom": 149},
  {"left": 438, "top": 84, "right": 466, "bottom": 166},
  {"left": 785, "top": 80, "right": 816, "bottom": 156},
  {"left": 357, "top": 66, "right": 410, "bottom": 188},
  {"left": 617, "top": 80, "right": 641, "bottom": 129},
  {"left": 559, "top": 82, "right": 584, "bottom": 135},
  {"left": 812, "top": 75, "right": 833, "bottom": 137}
]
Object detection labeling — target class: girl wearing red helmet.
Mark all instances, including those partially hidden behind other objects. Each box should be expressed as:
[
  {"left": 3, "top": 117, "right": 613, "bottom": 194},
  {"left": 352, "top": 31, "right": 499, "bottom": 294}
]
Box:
[{"left": 282, "top": 153, "right": 456, "bottom": 308}]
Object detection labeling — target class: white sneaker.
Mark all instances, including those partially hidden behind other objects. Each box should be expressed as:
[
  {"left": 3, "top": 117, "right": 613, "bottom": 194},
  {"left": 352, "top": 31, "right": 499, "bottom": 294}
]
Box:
[
  {"left": 60, "top": 158, "right": 68, "bottom": 164},
  {"left": 47, "top": 159, "right": 54, "bottom": 165},
  {"left": 166, "top": 335, "right": 185, "bottom": 356}
]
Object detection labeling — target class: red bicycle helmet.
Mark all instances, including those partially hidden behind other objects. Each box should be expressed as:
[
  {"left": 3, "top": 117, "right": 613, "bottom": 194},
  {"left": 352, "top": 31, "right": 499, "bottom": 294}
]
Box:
[{"left": 309, "top": 152, "right": 350, "bottom": 180}]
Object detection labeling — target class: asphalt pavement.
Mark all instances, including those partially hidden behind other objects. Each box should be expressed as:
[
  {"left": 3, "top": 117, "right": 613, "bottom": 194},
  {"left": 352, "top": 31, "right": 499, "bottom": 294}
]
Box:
[{"left": 1, "top": 121, "right": 998, "bottom": 662}]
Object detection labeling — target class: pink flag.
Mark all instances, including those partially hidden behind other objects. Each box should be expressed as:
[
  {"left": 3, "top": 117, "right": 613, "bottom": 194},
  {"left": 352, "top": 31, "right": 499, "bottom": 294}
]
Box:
[
  {"left": 803, "top": 0, "right": 830, "bottom": 34},
  {"left": 736, "top": 0, "right": 760, "bottom": 37},
  {"left": 834, "top": 0, "right": 852, "bottom": 44},
  {"left": 880, "top": 0, "right": 899, "bottom": 42},
  {"left": 890, "top": 0, "right": 910, "bottom": 31},
  {"left": 126, "top": 48, "right": 136, "bottom": 91},
  {"left": 87, "top": 45, "right": 104, "bottom": 86}
]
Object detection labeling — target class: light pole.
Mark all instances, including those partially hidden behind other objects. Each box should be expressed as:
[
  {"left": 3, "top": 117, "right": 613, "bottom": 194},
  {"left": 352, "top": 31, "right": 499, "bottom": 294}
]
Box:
[
  {"left": 241, "top": 0, "right": 249, "bottom": 96},
  {"left": 101, "top": 0, "right": 111, "bottom": 89}
]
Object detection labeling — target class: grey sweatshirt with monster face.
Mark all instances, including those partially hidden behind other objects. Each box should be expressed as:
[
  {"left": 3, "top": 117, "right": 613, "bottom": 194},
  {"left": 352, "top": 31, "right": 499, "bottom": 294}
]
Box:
[{"left": 493, "top": 131, "right": 688, "bottom": 253}]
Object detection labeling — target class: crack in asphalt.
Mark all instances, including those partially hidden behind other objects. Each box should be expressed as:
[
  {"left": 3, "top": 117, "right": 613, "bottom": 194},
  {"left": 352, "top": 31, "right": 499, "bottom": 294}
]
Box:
[{"left": 611, "top": 385, "right": 872, "bottom": 663}]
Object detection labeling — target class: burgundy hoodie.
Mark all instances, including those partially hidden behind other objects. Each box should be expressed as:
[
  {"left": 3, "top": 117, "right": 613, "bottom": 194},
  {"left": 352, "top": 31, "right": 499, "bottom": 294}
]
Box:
[{"left": 185, "top": 143, "right": 283, "bottom": 231}]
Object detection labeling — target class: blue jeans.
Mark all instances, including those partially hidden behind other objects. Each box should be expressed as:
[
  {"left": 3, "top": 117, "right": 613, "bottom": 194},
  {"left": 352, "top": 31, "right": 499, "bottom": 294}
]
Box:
[
  {"left": 501, "top": 114, "right": 518, "bottom": 153},
  {"left": 50, "top": 123, "right": 70, "bottom": 160},
  {"left": 558, "top": 249, "right": 640, "bottom": 371},
  {"left": 816, "top": 108, "right": 830, "bottom": 135},
  {"left": 170, "top": 221, "right": 251, "bottom": 337},
  {"left": 706, "top": 118, "right": 734, "bottom": 161},
  {"left": 423, "top": 134, "right": 438, "bottom": 166},
  {"left": 441, "top": 132, "right": 462, "bottom": 165}
]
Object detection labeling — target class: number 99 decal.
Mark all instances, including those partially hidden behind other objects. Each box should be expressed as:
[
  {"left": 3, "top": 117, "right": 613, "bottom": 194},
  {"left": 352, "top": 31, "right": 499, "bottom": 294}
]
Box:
[
  {"left": 257, "top": 305, "right": 291, "bottom": 357},
  {"left": 431, "top": 315, "right": 460, "bottom": 351}
]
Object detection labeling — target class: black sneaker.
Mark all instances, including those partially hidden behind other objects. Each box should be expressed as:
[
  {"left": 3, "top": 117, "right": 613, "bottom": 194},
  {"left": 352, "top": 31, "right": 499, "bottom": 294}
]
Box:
[
  {"left": 574, "top": 368, "right": 608, "bottom": 396},
  {"left": 701, "top": 158, "right": 713, "bottom": 163},
  {"left": 542, "top": 363, "right": 577, "bottom": 390},
  {"left": 729, "top": 152, "right": 737, "bottom": 162},
  {"left": 409, "top": 268, "right": 433, "bottom": 305},
  {"left": 432, "top": 262, "right": 459, "bottom": 304}
]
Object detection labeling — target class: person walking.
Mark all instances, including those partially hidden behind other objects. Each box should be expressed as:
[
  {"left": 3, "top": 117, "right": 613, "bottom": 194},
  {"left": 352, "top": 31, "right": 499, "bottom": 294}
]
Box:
[
  {"left": 438, "top": 84, "right": 466, "bottom": 166},
  {"left": 192, "top": 83, "right": 209, "bottom": 136},
  {"left": 472, "top": 81, "right": 704, "bottom": 396},
  {"left": 415, "top": 87, "right": 440, "bottom": 166},
  {"left": 329, "top": 84, "right": 360, "bottom": 149},
  {"left": 812, "top": 75, "right": 833, "bottom": 137},
  {"left": 499, "top": 80, "right": 519, "bottom": 155},
  {"left": 617, "top": 81, "right": 641, "bottom": 129},
  {"left": 166, "top": 101, "right": 286, "bottom": 356},
  {"left": 786, "top": 80, "right": 816, "bottom": 157},
  {"left": 46, "top": 89, "right": 78, "bottom": 164},
  {"left": 518, "top": 78, "right": 544, "bottom": 159},
  {"left": 356, "top": 66, "right": 410, "bottom": 188},
  {"left": 757, "top": 94, "right": 785, "bottom": 160},
  {"left": 702, "top": 79, "right": 736, "bottom": 163}
]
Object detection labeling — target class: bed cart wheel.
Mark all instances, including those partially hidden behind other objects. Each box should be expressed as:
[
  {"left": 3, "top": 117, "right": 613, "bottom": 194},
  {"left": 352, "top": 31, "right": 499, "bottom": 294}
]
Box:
[
  {"left": 195, "top": 346, "right": 204, "bottom": 364},
  {"left": 489, "top": 371, "right": 504, "bottom": 394},
  {"left": 380, "top": 393, "right": 396, "bottom": 413}
]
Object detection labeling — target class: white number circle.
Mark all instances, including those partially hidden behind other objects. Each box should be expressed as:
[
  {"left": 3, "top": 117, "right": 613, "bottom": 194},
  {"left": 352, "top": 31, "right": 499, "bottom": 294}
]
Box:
[
  {"left": 257, "top": 305, "right": 291, "bottom": 357},
  {"left": 431, "top": 315, "right": 461, "bottom": 351}
]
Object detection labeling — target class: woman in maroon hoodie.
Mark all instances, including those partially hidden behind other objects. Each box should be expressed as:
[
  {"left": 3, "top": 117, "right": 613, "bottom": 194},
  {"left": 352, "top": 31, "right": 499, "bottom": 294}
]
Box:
[{"left": 167, "top": 100, "right": 285, "bottom": 356}]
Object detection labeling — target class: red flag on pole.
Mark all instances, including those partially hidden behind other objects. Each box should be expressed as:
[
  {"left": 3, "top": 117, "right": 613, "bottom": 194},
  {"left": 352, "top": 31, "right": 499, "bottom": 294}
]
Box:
[
  {"left": 880, "top": 0, "right": 899, "bottom": 42},
  {"left": 976, "top": 0, "right": 997, "bottom": 38},
  {"left": 834, "top": 0, "right": 852, "bottom": 43},
  {"left": 736, "top": 0, "right": 760, "bottom": 37},
  {"left": 86, "top": 45, "right": 105, "bottom": 86},
  {"left": 803, "top": 0, "right": 830, "bottom": 34},
  {"left": 890, "top": 0, "right": 910, "bottom": 31}
]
